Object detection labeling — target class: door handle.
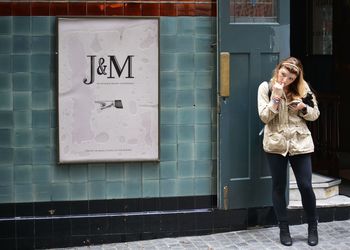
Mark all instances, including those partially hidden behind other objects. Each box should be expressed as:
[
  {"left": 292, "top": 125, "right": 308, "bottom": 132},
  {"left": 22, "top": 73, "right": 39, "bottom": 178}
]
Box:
[{"left": 220, "top": 52, "right": 230, "bottom": 97}]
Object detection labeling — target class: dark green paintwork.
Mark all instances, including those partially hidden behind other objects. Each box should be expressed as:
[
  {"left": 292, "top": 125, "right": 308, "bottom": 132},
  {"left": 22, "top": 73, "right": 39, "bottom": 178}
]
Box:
[{"left": 218, "top": 0, "right": 290, "bottom": 209}]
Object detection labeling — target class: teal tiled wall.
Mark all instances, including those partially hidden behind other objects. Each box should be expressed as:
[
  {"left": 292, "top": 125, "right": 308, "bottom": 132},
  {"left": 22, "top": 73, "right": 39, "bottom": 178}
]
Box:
[{"left": 0, "top": 16, "right": 217, "bottom": 203}]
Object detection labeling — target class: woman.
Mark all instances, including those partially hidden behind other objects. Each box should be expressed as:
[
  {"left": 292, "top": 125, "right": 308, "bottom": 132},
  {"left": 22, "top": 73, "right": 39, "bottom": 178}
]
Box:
[{"left": 257, "top": 57, "right": 320, "bottom": 246}]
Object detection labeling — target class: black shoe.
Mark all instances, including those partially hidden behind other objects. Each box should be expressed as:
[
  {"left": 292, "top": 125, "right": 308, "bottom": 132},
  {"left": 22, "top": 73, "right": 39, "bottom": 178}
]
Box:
[
  {"left": 279, "top": 221, "right": 292, "bottom": 246},
  {"left": 308, "top": 221, "right": 318, "bottom": 246}
]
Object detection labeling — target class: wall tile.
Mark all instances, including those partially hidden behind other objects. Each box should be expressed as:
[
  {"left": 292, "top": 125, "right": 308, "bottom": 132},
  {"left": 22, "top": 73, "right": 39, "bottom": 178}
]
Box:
[
  {"left": 176, "top": 89, "right": 194, "bottom": 107},
  {"left": 12, "top": 73, "right": 30, "bottom": 91},
  {"left": 32, "top": 92, "right": 50, "bottom": 110},
  {"left": 52, "top": 166, "right": 69, "bottom": 183},
  {"left": 0, "top": 186, "right": 13, "bottom": 203},
  {"left": 195, "top": 125, "right": 211, "bottom": 142},
  {"left": 32, "top": 36, "right": 50, "bottom": 53},
  {"left": 160, "top": 161, "right": 177, "bottom": 179},
  {"left": 32, "top": 165, "right": 52, "bottom": 184},
  {"left": 70, "top": 165, "right": 88, "bottom": 183},
  {"left": 194, "top": 71, "right": 215, "bottom": 90},
  {"left": 160, "top": 125, "right": 177, "bottom": 144},
  {"left": 14, "top": 148, "right": 32, "bottom": 165},
  {"left": 0, "top": 55, "right": 12, "bottom": 72},
  {"left": 195, "top": 160, "right": 213, "bottom": 177},
  {"left": 15, "top": 184, "right": 33, "bottom": 202},
  {"left": 14, "top": 129, "right": 32, "bottom": 147},
  {"left": 14, "top": 165, "right": 32, "bottom": 184},
  {"left": 178, "top": 143, "right": 194, "bottom": 160},
  {"left": 32, "top": 17, "right": 50, "bottom": 35},
  {"left": 13, "top": 92, "right": 31, "bottom": 110},
  {"left": 31, "top": 54, "right": 51, "bottom": 73},
  {"left": 32, "top": 128, "right": 50, "bottom": 146},
  {"left": 88, "top": 164, "right": 106, "bottom": 181},
  {"left": 195, "top": 108, "right": 212, "bottom": 124},
  {"left": 195, "top": 143, "right": 212, "bottom": 160},
  {"left": 0, "top": 35, "right": 12, "bottom": 54},
  {"left": 32, "top": 110, "right": 50, "bottom": 128},
  {"left": 160, "top": 108, "right": 176, "bottom": 125},
  {"left": 177, "top": 107, "right": 194, "bottom": 124},
  {"left": 160, "top": 17, "right": 177, "bottom": 35},
  {"left": 31, "top": 73, "right": 50, "bottom": 91},
  {"left": 176, "top": 35, "right": 194, "bottom": 53},
  {"left": 0, "top": 129, "right": 12, "bottom": 146},
  {"left": 177, "top": 53, "right": 194, "bottom": 71},
  {"left": 177, "top": 72, "right": 194, "bottom": 90},
  {"left": 160, "top": 179, "right": 176, "bottom": 196},
  {"left": 160, "top": 35, "right": 177, "bottom": 53},
  {"left": 161, "top": 89, "right": 176, "bottom": 107},
  {"left": 195, "top": 53, "right": 215, "bottom": 71},
  {"left": 0, "top": 111, "right": 13, "bottom": 128},
  {"left": 125, "top": 163, "right": 142, "bottom": 180},
  {"left": 13, "top": 17, "right": 30, "bottom": 34},
  {"left": 142, "top": 162, "right": 159, "bottom": 180},
  {"left": 0, "top": 17, "right": 11, "bottom": 34},
  {"left": 195, "top": 35, "right": 215, "bottom": 53},
  {"left": 106, "top": 163, "right": 124, "bottom": 181},
  {"left": 51, "top": 183, "right": 69, "bottom": 201},
  {"left": 0, "top": 92, "right": 12, "bottom": 110},
  {"left": 32, "top": 147, "right": 51, "bottom": 164},
  {"left": 106, "top": 181, "right": 123, "bottom": 199},
  {"left": 178, "top": 160, "right": 194, "bottom": 178},
  {"left": 0, "top": 165, "right": 13, "bottom": 186},
  {"left": 13, "top": 54, "right": 30, "bottom": 72},
  {"left": 195, "top": 89, "right": 212, "bottom": 107},
  {"left": 195, "top": 17, "right": 215, "bottom": 35},
  {"left": 142, "top": 179, "right": 159, "bottom": 197},
  {"left": 13, "top": 35, "right": 30, "bottom": 54},
  {"left": 49, "top": 2, "right": 68, "bottom": 16},
  {"left": 14, "top": 111, "right": 31, "bottom": 128},
  {"left": 176, "top": 178, "right": 194, "bottom": 196},
  {"left": 125, "top": 179, "right": 141, "bottom": 198},
  {"left": 194, "top": 177, "right": 211, "bottom": 195},
  {"left": 160, "top": 53, "right": 177, "bottom": 71},
  {"left": 33, "top": 183, "right": 51, "bottom": 201},
  {"left": 160, "top": 71, "right": 176, "bottom": 89},
  {"left": 160, "top": 144, "right": 177, "bottom": 161},
  {"left": 177, "top": 17, "right": 195, "bottom": 35},
  {"left": 142, "top": 3, "right": 160, "bottom": 16},
  {"left": 0, "top": 73, "right": 11, "bottom": 91},
  {"left": 0, "top": 148, "right": 13, "bottom": 164},
  {"left": 69, "top": 183, "right": 87, "bottom": 200},
  {"left": 177, "top": 125, "right": 194, "bottom": 142}
]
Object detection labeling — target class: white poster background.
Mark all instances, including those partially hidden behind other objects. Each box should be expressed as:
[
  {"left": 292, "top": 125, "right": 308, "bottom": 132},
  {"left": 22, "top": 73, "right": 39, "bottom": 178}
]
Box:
[{"left": 58, "top": 18, "right": 159, "bottom": 163}]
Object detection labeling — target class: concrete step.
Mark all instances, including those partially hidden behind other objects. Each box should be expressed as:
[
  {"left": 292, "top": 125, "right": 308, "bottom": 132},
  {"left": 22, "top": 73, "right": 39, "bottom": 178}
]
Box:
[
  {"left": 289, "top": 169, "right": 341, "bottom": 201},
  {"left": 288, "top": 194, "right": 350, "bottom": 209}
]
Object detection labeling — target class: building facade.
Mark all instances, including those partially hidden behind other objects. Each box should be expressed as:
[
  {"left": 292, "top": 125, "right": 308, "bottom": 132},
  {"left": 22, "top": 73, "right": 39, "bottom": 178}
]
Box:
[{"left": 0, "top": 1, "right": 349, "bottom": 249}]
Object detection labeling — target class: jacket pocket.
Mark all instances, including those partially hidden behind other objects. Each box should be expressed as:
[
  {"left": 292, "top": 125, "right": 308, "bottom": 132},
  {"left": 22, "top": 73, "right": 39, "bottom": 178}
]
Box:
[
  {"left": 263, "top": 132, "right": 287, "bottom": 153},
  {"left": 293, "top": 129, "right": 314, "bottom": 152}
]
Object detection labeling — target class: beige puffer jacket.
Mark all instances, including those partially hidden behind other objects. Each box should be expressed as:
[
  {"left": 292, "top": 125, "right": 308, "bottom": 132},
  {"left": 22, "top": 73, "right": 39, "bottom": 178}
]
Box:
[{"left": 257, "top": 81, "right": 320, "bottom": 156}]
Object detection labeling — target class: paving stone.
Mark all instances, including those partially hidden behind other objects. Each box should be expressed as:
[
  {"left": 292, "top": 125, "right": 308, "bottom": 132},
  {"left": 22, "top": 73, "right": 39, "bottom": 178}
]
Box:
[{"left": 47, "top": 219, "right": 350, "bottom": 250}]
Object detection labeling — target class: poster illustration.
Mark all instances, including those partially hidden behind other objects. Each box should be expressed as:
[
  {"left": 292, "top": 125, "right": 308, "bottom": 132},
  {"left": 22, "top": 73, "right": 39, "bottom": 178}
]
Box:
[{"left": 58, "top": 17, "right": 159, "bottom": 163}]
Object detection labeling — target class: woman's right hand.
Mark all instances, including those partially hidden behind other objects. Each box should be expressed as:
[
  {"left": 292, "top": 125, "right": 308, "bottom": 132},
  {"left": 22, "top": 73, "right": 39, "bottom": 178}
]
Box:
[{"left": 272, "top": 82, "right": 284, "bottom": 98}]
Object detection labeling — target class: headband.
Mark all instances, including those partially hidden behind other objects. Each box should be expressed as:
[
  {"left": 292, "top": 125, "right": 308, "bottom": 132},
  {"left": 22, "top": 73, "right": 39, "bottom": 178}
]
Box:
[{"left": 281, "top": 62, "right": 300, "bottom": 74}]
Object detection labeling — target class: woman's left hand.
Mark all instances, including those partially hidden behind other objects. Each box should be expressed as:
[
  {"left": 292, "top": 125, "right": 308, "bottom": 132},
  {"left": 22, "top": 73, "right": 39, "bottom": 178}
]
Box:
[{"left": 289, "top": 102, "right": 306, "bottom": 111}]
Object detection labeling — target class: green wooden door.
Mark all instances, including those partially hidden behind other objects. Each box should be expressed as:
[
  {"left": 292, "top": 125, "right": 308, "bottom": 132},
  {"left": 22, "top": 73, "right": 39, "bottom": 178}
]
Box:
[{"left": 218, "top": 0, "right": 290, "bottom": 209}]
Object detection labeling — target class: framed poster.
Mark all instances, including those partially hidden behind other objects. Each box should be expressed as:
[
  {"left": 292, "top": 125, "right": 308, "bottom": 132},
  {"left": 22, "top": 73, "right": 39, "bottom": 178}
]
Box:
[{"left": 57, "top": 17, "right": 159, "bottom": 163}]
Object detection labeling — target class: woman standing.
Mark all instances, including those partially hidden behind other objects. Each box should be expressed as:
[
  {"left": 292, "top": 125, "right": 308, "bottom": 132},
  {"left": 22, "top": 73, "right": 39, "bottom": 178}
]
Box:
[{"left": 257, "top": 57, "right": 320, "bottom": 246}]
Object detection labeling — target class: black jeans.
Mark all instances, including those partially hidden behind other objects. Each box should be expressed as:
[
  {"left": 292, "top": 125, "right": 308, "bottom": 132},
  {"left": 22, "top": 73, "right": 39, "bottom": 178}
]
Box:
[{"left": 266, "top": 152, "right": 317, "bottom": 223}]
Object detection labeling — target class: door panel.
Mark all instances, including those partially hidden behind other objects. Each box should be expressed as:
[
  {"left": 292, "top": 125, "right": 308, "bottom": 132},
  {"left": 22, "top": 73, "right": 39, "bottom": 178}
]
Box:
[{"left": 218, "top": 0, "right": 290, "bottom": 209}]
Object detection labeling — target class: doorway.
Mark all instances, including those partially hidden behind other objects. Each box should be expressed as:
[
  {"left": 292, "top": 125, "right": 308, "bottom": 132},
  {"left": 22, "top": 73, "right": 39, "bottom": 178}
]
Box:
[{"left": 291, "top": 0, "right": 350, "bottom": 186}]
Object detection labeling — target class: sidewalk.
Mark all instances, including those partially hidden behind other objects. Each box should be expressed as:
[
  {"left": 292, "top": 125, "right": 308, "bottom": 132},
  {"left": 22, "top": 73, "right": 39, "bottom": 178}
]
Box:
[{"left": 50, "top": 219, "right": 350, "bottom": 250}]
